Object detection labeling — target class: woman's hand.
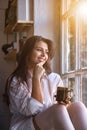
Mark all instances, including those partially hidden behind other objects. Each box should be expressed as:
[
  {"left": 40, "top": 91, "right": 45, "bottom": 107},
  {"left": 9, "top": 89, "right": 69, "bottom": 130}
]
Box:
[
  {"left": 33, "top": 63, "right": 45, "bottom": 80},
  {"left": 32, "top": 63, "right": 45, "bottom": 103},
  {"left": 58, "top": 95, "right": 71, "bottom": 106}
]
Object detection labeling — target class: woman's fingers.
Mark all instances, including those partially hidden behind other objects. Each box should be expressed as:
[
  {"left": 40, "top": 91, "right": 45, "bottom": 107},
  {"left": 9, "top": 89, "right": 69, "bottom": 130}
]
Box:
[{"left": 58, "top": 96, "right": 71, "bottom": 105}]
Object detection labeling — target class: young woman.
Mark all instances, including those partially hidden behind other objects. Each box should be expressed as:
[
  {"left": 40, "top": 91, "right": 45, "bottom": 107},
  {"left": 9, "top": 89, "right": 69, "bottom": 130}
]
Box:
[{"left": 5, "top": 35, "right": 87, "bottom": 130}]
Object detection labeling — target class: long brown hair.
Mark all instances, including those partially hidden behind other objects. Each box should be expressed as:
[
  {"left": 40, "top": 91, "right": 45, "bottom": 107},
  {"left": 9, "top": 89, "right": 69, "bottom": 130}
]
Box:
[
  {"left": 4, "top": 35, "right": 55, "bottom": 105},
  {"left": 11, "top": 35, "right": 55, "bottom": 81}
]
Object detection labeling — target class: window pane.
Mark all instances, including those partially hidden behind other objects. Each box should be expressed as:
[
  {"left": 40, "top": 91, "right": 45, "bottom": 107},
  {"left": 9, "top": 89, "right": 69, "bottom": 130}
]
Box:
[
  {"left": 62, "top": 15, "right": 76, "bottom": 72},
  {"left": 82, "top": 74, "right": 87, "bottom": 107},
  {"left": 62, "top": 0, "right": 71, "bottom": 14},
  {"left": 62, "top": 0, "right": 87, "bottom": 102},
  {"left": 68, "top": 16, "right": 76, "bottom": 71},
  {"left": 62, "top": 0, "right": 78, "bottom": 14},
  {"left": 78, "top": 17, "right": 87, "bottom": 68},
  {"left": 68, "top": 78, "right": 75, "bottom": 101}
]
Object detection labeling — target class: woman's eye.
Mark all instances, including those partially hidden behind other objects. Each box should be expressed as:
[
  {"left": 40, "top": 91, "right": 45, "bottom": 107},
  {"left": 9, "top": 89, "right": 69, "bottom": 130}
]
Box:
[
  {"left": 36, "top": 48, "right": 49, "bottom": 54},
  {"left": 37, "top": 48, "right": 42, "bottom": 51}
]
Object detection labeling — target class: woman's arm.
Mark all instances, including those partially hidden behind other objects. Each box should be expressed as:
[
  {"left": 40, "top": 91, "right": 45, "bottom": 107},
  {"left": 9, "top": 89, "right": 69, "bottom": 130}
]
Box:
[
  {"left": 31, "top": 63, "right": 45, "bottom": 103},
  {"left": 9, "top": 76, "right": 44, "bottom": 116}
]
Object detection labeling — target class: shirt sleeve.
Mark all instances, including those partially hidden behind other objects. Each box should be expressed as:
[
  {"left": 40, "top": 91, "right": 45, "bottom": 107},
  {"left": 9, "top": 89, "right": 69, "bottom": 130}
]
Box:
[
  {"left": 9, "top": 77, "right": 44, "bottom": 116},
  {"left": 29, "top": 97, "right": 44, "bottom": 115}
]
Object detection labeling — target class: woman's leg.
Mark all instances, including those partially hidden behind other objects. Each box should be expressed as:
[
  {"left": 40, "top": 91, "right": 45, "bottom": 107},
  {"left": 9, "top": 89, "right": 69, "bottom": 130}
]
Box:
[
  {"left": 67, "top": 101, "right": 87, "bottom": 130},
  {"left": 35, "top": 104, "right": 75, "bottom": 130}
]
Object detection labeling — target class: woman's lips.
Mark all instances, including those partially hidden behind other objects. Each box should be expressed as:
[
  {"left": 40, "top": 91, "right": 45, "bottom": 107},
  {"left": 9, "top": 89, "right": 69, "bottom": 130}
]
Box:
[{"left": 38, "top": 58, "right": 45, "bottom": 62}]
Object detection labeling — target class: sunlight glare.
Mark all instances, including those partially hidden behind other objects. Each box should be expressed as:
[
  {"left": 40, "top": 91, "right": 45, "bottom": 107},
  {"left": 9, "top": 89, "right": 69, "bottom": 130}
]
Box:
[{"left": 77, "top": 2, "right": 87, "bottom": 17}]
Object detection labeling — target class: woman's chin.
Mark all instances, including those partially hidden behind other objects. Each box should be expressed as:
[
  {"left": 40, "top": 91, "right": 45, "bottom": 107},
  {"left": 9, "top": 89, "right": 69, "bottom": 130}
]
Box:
[{"left": 37, "top": 62, "right": 45, "bottom": 66}]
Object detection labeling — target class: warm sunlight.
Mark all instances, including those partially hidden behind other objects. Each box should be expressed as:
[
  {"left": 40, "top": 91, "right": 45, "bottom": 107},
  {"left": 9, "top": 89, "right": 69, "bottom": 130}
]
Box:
[{"left": 77, "top": 1, "right": 87, "bottom": 17}]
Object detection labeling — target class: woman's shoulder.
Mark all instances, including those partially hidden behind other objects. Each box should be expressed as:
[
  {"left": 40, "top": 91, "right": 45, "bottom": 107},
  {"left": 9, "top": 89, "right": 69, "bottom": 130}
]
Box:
[
  {"left": 48, "top": 72, "right": 61, "bottom": 80},
  {"left": 47, "top": 72, "right": 64, "bottom": 87},
  {"left": 9, "top": 76, "right": 23, "bottom": 87},
  {"left": 9, "top": 76, "right": 28, "bottom": 92},
  {"left": 10, "top": 76, "right": 19, "bottom": 83}
]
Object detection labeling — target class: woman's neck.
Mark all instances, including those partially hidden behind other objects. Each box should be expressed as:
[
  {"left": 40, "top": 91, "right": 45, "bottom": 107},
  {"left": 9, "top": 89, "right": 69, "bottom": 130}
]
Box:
[{"left": 28, "top": 64, "right": 34, "bottom": 75}]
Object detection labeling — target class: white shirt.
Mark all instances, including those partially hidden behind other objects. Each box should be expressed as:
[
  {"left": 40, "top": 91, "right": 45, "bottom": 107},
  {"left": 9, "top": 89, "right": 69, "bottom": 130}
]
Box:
[{"left": 9, "top": 72, "right": 64, "bottom": 130}]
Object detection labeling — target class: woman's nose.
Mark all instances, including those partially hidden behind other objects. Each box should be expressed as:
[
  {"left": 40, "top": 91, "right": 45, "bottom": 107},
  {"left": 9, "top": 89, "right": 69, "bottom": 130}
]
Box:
[{"left": 41, "top": 51, "right": 45, "bottom": 56}]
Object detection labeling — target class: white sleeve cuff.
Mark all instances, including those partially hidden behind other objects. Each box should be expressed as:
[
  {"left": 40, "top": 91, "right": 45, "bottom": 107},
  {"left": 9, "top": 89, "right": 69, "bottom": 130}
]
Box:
[{"left": 29, "top": 97, "right": 44, "bottom": 115}]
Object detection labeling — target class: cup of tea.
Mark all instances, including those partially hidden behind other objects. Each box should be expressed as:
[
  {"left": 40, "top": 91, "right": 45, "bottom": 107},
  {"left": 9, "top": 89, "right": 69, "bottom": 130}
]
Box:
[{"left": 56, "top": 87, "right": 72, "bottom": 102}]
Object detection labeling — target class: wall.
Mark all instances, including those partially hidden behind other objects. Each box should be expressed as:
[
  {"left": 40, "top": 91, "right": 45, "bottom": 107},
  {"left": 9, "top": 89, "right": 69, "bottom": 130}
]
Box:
[
  {"left": 34, "top": 0, "right": 61, "bottom": 73},
  {"left": 0, "top": 0, "right": 16, "bottom": 129}
]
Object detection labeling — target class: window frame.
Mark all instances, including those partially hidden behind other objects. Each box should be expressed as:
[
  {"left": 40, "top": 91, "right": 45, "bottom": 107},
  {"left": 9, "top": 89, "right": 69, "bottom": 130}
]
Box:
[{"left": 61, "top": 0, "right": 87, "bottom": 106}]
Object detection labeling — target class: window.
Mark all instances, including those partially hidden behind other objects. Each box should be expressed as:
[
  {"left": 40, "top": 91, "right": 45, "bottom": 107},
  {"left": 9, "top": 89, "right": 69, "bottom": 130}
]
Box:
[{"left": 61, "top": 0, "right": 87, "bottom": 106}]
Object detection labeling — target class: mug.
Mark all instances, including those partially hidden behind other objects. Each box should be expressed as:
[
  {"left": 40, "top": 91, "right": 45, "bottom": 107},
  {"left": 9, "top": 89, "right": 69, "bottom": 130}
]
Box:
[{"left": 56, "top": 87, "right": 72, "bottom": 102}]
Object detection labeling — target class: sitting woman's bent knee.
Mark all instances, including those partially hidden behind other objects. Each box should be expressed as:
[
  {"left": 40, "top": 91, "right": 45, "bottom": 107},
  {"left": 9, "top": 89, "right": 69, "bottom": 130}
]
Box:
[
  {"left": 51, "top": 104, "right": 68, "bottom": 114},
  {"left": 67, "top": 101, "right": 87, "bottom": 114}
]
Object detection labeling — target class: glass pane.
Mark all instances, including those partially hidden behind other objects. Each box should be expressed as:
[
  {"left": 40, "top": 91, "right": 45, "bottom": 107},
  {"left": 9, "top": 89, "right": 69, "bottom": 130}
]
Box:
[
  {"left": 68, "top": 78, "right": 75, "bottom": 101},
  {"left": 62, "top": 0, "right": 71, "bottom": 14},
  {"left": 82, "top": 74, "right": 87, "bottom": 107},
  {"left": 78, "top": 17, "right": 87, "bottom": 68},
  {"left": 68, "top": 16, "right": 76, "bottom": 71},
  {"left": 63, "top": 15, "right": 76, "bottom": 73},
  {"left": 62, "top": 0, "right": 78, "bottom": 14}
]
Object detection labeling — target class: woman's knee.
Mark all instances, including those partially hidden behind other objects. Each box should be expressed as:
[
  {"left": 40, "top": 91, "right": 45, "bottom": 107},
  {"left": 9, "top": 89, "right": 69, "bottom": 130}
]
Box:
[
  {"left": 68, "top": 101, "right": 85, "bottom": 109},
  {"left": 51, "top": 104, "right": 68, "bottom": 117},
  {"left": 67, "top": 101, "right": 87, "bottom": 114},
  {"left": 67, "top": 102, "right": 87, "bottom": 130}
]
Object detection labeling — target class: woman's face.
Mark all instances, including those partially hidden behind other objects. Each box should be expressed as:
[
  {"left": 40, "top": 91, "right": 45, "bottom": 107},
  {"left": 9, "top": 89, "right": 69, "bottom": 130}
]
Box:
[{"left": 30, "top": 41, "right": 49, "bottom": 66}]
